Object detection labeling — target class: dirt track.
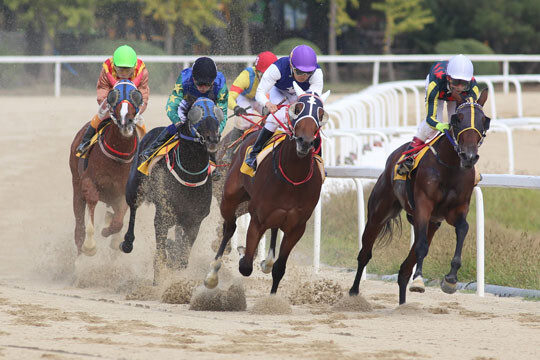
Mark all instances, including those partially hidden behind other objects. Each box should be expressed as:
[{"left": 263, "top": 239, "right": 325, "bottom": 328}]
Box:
[{"left": 0, "top": 95, "right": 539, "bottom": 359}]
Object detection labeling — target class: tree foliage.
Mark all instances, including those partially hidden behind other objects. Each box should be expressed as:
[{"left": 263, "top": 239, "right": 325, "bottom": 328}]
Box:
[{"left": 141, "top": 0, "right": 226, "bottom": 46}]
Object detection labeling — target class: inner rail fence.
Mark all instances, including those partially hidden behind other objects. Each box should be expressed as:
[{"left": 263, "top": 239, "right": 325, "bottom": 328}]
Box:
[{"left": 2, "top": 54, "right": 540, "bottom": 97}]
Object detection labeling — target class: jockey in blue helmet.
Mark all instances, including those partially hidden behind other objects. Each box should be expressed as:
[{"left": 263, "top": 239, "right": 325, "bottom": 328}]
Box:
[{"left": 245, "top": 44, "right": 324, "bottom": 170}]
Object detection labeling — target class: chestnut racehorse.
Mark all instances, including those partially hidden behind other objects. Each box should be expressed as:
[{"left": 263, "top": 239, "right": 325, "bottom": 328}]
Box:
[
  {"left": 69, "top": 80, "right": 143, "bottom": 256},
  {"left": 205, "top": 83, "right": 330, "bottom": 294}
]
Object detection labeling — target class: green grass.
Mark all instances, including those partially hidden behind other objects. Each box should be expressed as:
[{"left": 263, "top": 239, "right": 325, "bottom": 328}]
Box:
[{"left": 296, "top": 186, "right": 540, "bottom": 290}]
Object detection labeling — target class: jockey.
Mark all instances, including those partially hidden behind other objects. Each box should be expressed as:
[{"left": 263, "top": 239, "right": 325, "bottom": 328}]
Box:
[
  {"left": 396, "top": 54, "right": 480, "bottom": 175},
  {"left": 225, "top": 51, "right": 278, "bottom": 161},
  {"left": 139, "top": 56, "right": 228, "bottom": 162},
  {"left": 76, "top": 45, "right": 149, "bottom": 156},
  {"left": 245, "top": 45, "right": 323, "bottom": 170}
]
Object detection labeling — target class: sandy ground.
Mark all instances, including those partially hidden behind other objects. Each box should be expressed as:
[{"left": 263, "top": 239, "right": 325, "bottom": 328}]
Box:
[{"left": 0, "top": 94, "right": 539, "bottom": 360}]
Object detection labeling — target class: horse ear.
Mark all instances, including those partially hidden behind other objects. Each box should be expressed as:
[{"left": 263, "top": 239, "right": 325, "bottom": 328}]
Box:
[
  {"left": 130, "top": 90, "right": 143, "bottom": 107},
  {"left": 107, "top": 89, "right": 120, "bottom": 107},
  {"left": 318, "top": 108, "right": 329, "bottom": 127},
  {"left": 292, "top": 81, "right": 305, "bottom": 97},
  {"left": 477, "top": 88, "right": 488, "bottom": 107},
  {"left": 213, "top": 106, "right": 224, "bottom": 123},
  {"left": 288, "top": 102, "right": 303, "bottom": 120},
  {"left": 320, "top": 90, "right": 331, "bottom": 103},
  {"left": 187, "top": 105, "right": 203, "bottom": 124}
]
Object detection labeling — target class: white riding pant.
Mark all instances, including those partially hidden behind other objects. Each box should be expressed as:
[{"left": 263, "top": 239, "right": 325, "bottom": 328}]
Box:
[
  {"left": 263, "top": 87, "right": 297, "bottom": 132},
  {"left": 234, "top": 95, "right": 264, "bottom": 130},
  {"left": 415, "top": 74, "right": 457, "bottom": 142}
]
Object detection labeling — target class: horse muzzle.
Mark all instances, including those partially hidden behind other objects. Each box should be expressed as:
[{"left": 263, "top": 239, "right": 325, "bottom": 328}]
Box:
[
  {"left": 459, "top": 151, "right": 479, "bottom": 168},
  {"left": 296, "top": 137, "right": 313, "bottom": 158}
]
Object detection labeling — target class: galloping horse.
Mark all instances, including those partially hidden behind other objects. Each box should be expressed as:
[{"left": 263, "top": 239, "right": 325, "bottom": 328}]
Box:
[
  {"left": 205, "top": 83, "right": 330, "bottom": 294},
  {"left": 349, "top": 89, "right": 490, "bottom": 304},
  {"left": 69, "top": 80, "right": 143, "bottom": 255},
  {"left": 121, "top": 97, "right": 222, "bottom": 283}
]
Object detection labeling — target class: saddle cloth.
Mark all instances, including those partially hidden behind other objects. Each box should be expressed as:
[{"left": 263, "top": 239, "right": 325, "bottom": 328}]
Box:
[
  {"left": 393, "top": 135, "right": 443, "bottom": 181},
  {"left": 240, "top": 131, "right": 325, "bottom": 182}
]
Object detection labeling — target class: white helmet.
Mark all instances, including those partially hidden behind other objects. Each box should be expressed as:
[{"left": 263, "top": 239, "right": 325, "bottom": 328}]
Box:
[{"left": 447, "top": 54, "right": 473, "bottom": 81}]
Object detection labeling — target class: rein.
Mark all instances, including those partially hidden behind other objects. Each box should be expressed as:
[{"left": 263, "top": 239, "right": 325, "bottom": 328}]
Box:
[
  {"left": 164, "top": 137, "right": 210, "bottom": 188},
  {"left": 274, "top": 135, "right": 316, "bottom": 186}
]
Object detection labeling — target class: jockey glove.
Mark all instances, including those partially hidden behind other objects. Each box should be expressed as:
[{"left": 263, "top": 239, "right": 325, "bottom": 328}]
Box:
[
  {"left": 435, "top": 122, "right": 450, "bottom": 132},
  {"left": 234, "top": 105, "right": 247, "bottom": 116}
]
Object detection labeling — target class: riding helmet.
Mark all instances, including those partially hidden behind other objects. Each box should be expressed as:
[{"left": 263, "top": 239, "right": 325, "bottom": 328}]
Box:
[
  {"left": 290, "top": 45, "right": 317, "bottom": 72},
  {"left": 192, "top": 57, "right": 217, "bottom": 85},
  {"left": 113, "top": 45, "right": 137, "bottom": 68}
]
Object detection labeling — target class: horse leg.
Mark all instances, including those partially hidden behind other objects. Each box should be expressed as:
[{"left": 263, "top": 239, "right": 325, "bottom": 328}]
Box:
[
  {"left": 153, "top": 209, "right": 173, "bottom": 285},
  {"left": 120, "top": 204, "right": 137, "bottom": 253},
  {"left": 72, "top": 188, "right": 86, "bottom": 255},
  {"left": 81, "top": 201, "right": 98, "bottom": 256},
  {"left": 270, "top": 223, "right": 306, "bottom": 294},
  {"left": 103, "top": 201, "right": 128, "bottom": 250},
  {"left": 239, "top": 217, "right": 266, "bottom": 277},
  {"left": 172, "top": 221, "right": 202, "bottom": 270},
  {"left": 260, "top": 228, "right": 278, "bottom": 274},
  {"left": 80, "top": 178, "right": 99, "bottom": 256},
  {"left": 441, "top": 215, "right": 468, "bottom": 294},
  {"left": 204, "top": 216, "right": 237, "bottom": 289},
  {"left": 349, "top": 195, "right": 403, "bottom": 296},
  {"left": 398, "top": 221, "right": 440, "bottom": 304}
]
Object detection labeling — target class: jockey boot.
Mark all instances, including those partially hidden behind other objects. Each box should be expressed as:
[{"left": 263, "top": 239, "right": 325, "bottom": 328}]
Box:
[
  {"left": 76, "top": 125, "right": 97, "bottom": 156},
  {"left": 245, "top": 128, "right": 274, "bottom": 170},
  {"left": 139, "top": 128, "right": 171, "bottom": 163},
  {"left": 396, "top": 136, "right": 424, "bottom": 176},
  {"left": 223, "top": 127, "right": 245, "bottom": 163}
]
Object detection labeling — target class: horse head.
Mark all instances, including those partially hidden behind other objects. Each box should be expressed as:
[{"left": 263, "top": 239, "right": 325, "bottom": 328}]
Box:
[
  {"left": 288, "top": 82, "right": 330, "bottom": 157},
  {"left": 449, "top": 88, "right": 490, "bottom": 168},
  {"left": 106, "top": 80, "right": 143, "bottom": 137},
  {"left": 184, "top": 97, "right": 222, "bottom": 154}
]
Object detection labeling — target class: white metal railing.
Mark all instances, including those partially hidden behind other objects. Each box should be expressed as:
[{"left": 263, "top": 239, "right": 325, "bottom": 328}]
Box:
[
  {"left": 324, "top": 75, "right": 540, "bottom": 174},
  {"left": 313, "top": 167, "right": 540, "bottom": 297},
  {"left": 2, "top": 54, "right": 540, "bottom": 97}
]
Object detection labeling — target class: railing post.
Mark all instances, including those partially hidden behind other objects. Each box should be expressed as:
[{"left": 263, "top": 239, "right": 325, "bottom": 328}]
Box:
[
  {"left": 55, "top": 61, "right": 61, "bottom": 97},
  {"left": 503, "top": 60, "right": 509, "bottom": 94},
  {"left": 474, "top": 187, "right": 485, "bottom": 297},
  {"left": 372, "top": 61, "right": 380, "bottom": 85},
  {"left": 354, "top": 179, "right": 366, "bottom": 280}
]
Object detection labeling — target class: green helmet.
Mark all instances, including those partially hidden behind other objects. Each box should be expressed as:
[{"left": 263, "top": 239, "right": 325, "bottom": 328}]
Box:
[{"left": 113, "top": 45, "right": 137, "bottom": 68}]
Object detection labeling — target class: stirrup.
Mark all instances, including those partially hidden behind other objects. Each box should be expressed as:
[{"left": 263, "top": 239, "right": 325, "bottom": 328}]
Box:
[
  {"left": 396, "top": 157, "right": 413, "bottom": 176},
  {"left": 245, "top": 155, "right": 257, "bottom": 170}
]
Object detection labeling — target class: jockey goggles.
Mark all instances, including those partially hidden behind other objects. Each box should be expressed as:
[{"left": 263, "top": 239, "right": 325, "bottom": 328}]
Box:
[
  {"left": 293, "top": 67, "right": 315, "bottom": 76},
  {"left": 114, "top": 65, "right": 135, "bottom": 78},
  {"left": 449, "top": 78, "right": 470, "bottom": 91}
]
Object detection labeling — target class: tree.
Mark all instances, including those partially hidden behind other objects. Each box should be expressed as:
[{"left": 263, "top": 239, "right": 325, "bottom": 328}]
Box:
[
  {"left": 141, "top": 0, "right": 226, "bottom": 54},
  {"left": 372, "top": 0, "right": 434, "bottom": 80},
  {"left": 323, "top": 0, "right": 359, "bottom": 83},
  {"left": 5, "top": 0, "right": 96, "bottom": 80}
]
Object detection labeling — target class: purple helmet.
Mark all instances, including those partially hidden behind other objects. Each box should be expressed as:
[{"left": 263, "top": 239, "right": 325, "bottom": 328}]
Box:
[{"left": 290, "top": 45, "right": 317, "bottom": 72}]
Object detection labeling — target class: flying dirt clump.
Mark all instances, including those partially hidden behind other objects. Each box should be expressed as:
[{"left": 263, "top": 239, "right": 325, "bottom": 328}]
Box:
[
  {"left": 189, "top": 280, "right": 247, "bottom": 311},
  {"left": 289, "top": 278, "right": 344, "bottom": 306},
  {"left": 162, "top": 279, "right": 200, "bottom": 304},
  {"left": 332, "top": 293, "right": 373, "bottom": 312},
  {"left": 251, "top": 295, "right": 292, "bottom": 315}
]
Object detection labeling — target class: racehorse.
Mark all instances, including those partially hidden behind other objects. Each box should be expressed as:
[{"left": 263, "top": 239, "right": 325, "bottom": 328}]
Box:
[
  {"left": 349, "top": 88, "right": 490, "bottom": 304},
  {"left": 121, "top": 97, "right": 222, "bottom": 283},
  {"left": 205, "top": 83, "right": 330, "bottom": 294},
  {"left": 69, "top": 80, "right": 143, "bottom": 256}
]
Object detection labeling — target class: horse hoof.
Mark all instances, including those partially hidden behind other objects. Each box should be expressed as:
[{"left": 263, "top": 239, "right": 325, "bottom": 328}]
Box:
[
  {"left": 204, "top": 273, "right": 218, "bottom": 289},
  {"left": 110, "top": 236, "right": 122, "bottom": 251},
  {"left": 349, "top": 288, "right": 359, "bottom": 296},
  {"left": 440, "top": 278, "right": 457, "bottom": 294},
  {"left": 120, "top": 241, "right": 133, "bottom": 254},
  {"left": 237, "top": 246, "right": 246, "bottom": 257},
  {"left": 81, "top": 244, "right": 97, "bottom": 257},
  {"left": 260, "top": 259, "right": 274, "bottom": 274},
  {"left": 409, "top": 277, "right": 425, "bottom": 293}
]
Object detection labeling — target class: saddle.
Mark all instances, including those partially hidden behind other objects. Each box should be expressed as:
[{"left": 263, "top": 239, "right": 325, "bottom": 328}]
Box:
[
  {"left": 393, "top": 135, "right": 442, "bottom": 181},
  {"left": 240, "top": 131, "right": 326, "bottom": 182}
]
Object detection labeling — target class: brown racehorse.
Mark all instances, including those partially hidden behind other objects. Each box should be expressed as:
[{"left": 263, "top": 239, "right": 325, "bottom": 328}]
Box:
[
  {"left": 349, "top": 88, "right": 490, "bottom": 304},
  {"left": 69, "top": 80, "right": 143, "bottom": 256},
  {"left": 205, "top": 82, "right": 330, "bottom": 294}
]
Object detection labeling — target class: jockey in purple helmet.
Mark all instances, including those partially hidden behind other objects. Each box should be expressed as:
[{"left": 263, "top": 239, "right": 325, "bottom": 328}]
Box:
[{"left": 245, "top": 44, "right": 324, "bottom": 170}]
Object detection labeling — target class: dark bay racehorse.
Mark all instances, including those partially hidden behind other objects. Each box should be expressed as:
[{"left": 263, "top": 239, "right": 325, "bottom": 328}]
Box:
[
  {"left": 121, "top": 97, "right": 221, "bottom": 283},
  {"left": 349, "top": 89, "right": 490, "bottom": 304},
  {"left": 69, "top": 80, "right": 143, "bottom": 256},
  {"left": 205, "top": 83, "right": 330, "bottom": 294}
]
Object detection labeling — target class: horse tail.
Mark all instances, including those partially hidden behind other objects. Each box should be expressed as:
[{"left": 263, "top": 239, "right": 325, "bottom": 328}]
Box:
[{"left": 375, "top": 207, "right": 403, "bottom": 248}]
